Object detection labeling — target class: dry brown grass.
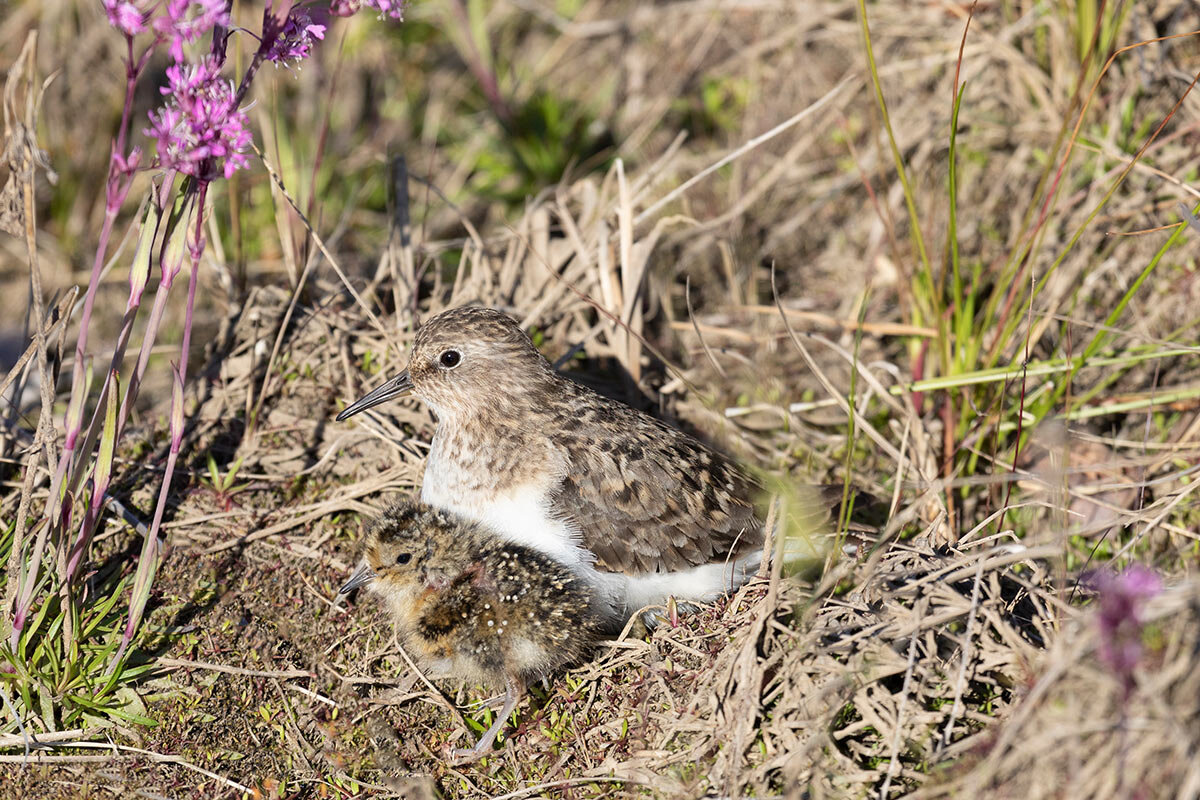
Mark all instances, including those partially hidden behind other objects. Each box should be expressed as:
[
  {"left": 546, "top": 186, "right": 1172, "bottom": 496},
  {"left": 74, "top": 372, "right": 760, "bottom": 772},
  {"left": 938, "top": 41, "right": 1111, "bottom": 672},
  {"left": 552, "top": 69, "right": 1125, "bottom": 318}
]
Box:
[{"left": 3, "top": 0, "right": 1200, "bottom": 797}]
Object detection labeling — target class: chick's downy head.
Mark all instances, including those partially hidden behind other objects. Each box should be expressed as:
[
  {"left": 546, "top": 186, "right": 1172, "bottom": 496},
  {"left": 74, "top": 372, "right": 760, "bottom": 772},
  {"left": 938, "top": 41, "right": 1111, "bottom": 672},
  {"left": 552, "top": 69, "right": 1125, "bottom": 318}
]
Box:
[{"left": 339, "top": 503, "right": 475, "bottom": 609}]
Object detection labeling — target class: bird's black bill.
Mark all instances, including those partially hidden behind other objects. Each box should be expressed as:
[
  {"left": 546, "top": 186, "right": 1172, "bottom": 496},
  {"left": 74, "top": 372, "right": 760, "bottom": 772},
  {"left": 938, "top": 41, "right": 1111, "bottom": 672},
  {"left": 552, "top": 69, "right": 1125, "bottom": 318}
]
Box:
[
  {"left": 339, "top": 563, "right": 376, "bottom": 595},
  {"left": 336, "top": 370, "right": 414, "bottom": 421}
]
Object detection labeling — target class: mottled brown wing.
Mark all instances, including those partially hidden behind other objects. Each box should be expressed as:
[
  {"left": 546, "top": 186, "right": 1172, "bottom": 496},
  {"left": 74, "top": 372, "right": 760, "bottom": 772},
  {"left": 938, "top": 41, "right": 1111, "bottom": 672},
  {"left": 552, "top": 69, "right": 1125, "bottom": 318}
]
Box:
[{"left": 547, "top": 397, "right": 762, "bottom": 575}]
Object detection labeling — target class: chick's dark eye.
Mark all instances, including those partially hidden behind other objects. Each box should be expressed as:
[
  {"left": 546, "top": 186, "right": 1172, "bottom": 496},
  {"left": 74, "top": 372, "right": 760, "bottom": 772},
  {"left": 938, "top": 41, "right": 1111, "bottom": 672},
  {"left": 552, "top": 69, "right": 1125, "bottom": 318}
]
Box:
[
  {"left": 395, "top": 552, "right": 412, "bottom": 566},
  {"left": 438, "top": 349, "right": 461, "bottom": 369}
]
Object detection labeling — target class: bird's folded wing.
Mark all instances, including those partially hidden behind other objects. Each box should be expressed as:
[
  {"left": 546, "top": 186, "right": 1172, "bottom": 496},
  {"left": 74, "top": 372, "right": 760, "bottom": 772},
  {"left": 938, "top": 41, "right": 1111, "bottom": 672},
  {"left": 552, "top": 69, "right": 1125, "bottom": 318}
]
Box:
[{"left": 548, "top": 419, "right": 762, "bottom": 575}]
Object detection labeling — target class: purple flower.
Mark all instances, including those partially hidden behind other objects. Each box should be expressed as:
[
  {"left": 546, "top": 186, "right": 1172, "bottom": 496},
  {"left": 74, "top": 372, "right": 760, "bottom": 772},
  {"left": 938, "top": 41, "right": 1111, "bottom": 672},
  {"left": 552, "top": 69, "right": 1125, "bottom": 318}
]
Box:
[
  {"left": 264, "top": 8, "right": 327, "bottom": 64},
  {"left": 153, "top": 0, "right": 231, "bottom": 62},
  {"left": 103, "top": 0, "right": 147, "bottom": 36},
  {"left": 325, "top": 0, "right": 405, "bottom": 19},
  {"left": 363, "top": 0, "right": 405, "bottom": 19},
  {"left": 1088, "top": 565, "right": 1161, "bottom": 694},
  {"left": 326, "top": 0, "right": 359, "bottom": 17},
  {"left": 145, "top": 58, "right": 252, "bottom": 180}
]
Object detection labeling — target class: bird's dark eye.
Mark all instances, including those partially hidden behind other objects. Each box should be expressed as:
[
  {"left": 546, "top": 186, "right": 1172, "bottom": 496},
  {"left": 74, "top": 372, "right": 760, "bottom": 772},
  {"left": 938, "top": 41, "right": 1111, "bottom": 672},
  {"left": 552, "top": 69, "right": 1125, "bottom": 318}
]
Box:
[
  {"left": 395, "top": 552, "right": 412, "bottom": 566},
  {"left": 438, "top": 349, "right": 462, "bottom": 369}
]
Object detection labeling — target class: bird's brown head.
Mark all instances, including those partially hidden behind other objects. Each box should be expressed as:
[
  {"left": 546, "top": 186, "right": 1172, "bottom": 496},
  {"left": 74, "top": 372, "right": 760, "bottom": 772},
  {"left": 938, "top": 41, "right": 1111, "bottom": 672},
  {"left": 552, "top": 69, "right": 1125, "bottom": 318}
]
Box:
[{"left": 335, "top": 307, "right": 553, "bottom": 422}]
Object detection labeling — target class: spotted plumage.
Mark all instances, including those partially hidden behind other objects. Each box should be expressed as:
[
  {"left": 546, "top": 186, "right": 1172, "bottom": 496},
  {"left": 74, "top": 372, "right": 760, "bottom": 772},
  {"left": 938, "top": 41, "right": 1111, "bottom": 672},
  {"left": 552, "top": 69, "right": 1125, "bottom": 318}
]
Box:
[
  {"left": 338, "top": 501, "right": 599, "bottom": 762},
  {"left": 336, "top": 306, "right": 763, "bottom": 626}
]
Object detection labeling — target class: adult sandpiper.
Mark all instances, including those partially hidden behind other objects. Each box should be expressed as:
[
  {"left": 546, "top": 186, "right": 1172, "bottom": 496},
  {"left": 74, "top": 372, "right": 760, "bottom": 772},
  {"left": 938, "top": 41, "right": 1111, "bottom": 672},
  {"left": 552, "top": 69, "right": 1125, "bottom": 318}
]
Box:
[{"left": 337, "top": 306, "right": 761, "bottom": 628}]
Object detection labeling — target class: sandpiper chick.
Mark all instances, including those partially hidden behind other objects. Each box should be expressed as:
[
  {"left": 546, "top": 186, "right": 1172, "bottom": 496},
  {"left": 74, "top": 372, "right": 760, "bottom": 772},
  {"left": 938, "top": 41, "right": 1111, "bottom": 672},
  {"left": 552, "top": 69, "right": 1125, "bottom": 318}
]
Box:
[
  {"left": 339, "top": 501, "right": 600, "bottom": 763},
  {"left": 336, "top": 306, "right": 762, "bottom": 628}
]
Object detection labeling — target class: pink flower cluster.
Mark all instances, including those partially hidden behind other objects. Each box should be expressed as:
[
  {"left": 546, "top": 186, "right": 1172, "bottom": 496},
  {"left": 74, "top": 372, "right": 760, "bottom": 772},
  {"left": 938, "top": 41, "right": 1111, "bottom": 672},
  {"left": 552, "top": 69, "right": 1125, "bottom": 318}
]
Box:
[
  {"left": 263, "top": 7, "right": 327, "bottom": 64},
  {"left": 1089, "top": 565, "right": 1161, "bottom": 695},
  {"left": 145, "top": 59, "right": 251, "bottom": 180},
  {"left": 102, "top": 0, "right": 230, "bottom": 58},
  {"left": 102, "top": 0, "right": 146, "bottom": 36},
  {"left": 329, "top": 0, "right": 406, "bottom": 19},
  {"left": 99, "top": 1, "right": 398, "bottom": 182},
  {"left": 156, "top": 0, "right": 231, "bottom": 61}
]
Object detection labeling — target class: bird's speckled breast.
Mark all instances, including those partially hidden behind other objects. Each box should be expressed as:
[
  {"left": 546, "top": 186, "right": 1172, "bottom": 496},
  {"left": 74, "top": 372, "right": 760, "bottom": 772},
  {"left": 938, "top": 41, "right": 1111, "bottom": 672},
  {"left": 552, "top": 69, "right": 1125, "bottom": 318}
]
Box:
[{"left": 420, "top": 423, "right": 592, "bottom": 571}]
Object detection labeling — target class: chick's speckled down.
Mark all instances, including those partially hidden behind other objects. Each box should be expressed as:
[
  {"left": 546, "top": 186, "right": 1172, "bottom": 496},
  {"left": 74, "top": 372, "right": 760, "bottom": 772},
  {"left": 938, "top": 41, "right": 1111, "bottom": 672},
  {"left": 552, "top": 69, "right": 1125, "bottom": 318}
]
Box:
[{"left": 359, "top": 501, "right": 600, "bottom": 688}]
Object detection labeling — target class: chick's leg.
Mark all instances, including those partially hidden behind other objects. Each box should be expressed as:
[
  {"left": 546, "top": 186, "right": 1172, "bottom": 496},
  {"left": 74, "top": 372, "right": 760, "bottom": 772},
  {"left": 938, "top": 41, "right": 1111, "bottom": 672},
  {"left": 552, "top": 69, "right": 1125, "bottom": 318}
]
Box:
[{"left": 451, "top": 675, "right": 522, "bottom": 763}]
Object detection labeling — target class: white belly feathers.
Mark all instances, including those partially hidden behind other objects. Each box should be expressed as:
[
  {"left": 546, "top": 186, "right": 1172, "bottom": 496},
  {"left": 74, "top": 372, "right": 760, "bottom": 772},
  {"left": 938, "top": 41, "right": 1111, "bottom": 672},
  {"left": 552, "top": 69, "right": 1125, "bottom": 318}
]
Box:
[{"left": 421, "top": 435, "right": 758, "bottom": 625}]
